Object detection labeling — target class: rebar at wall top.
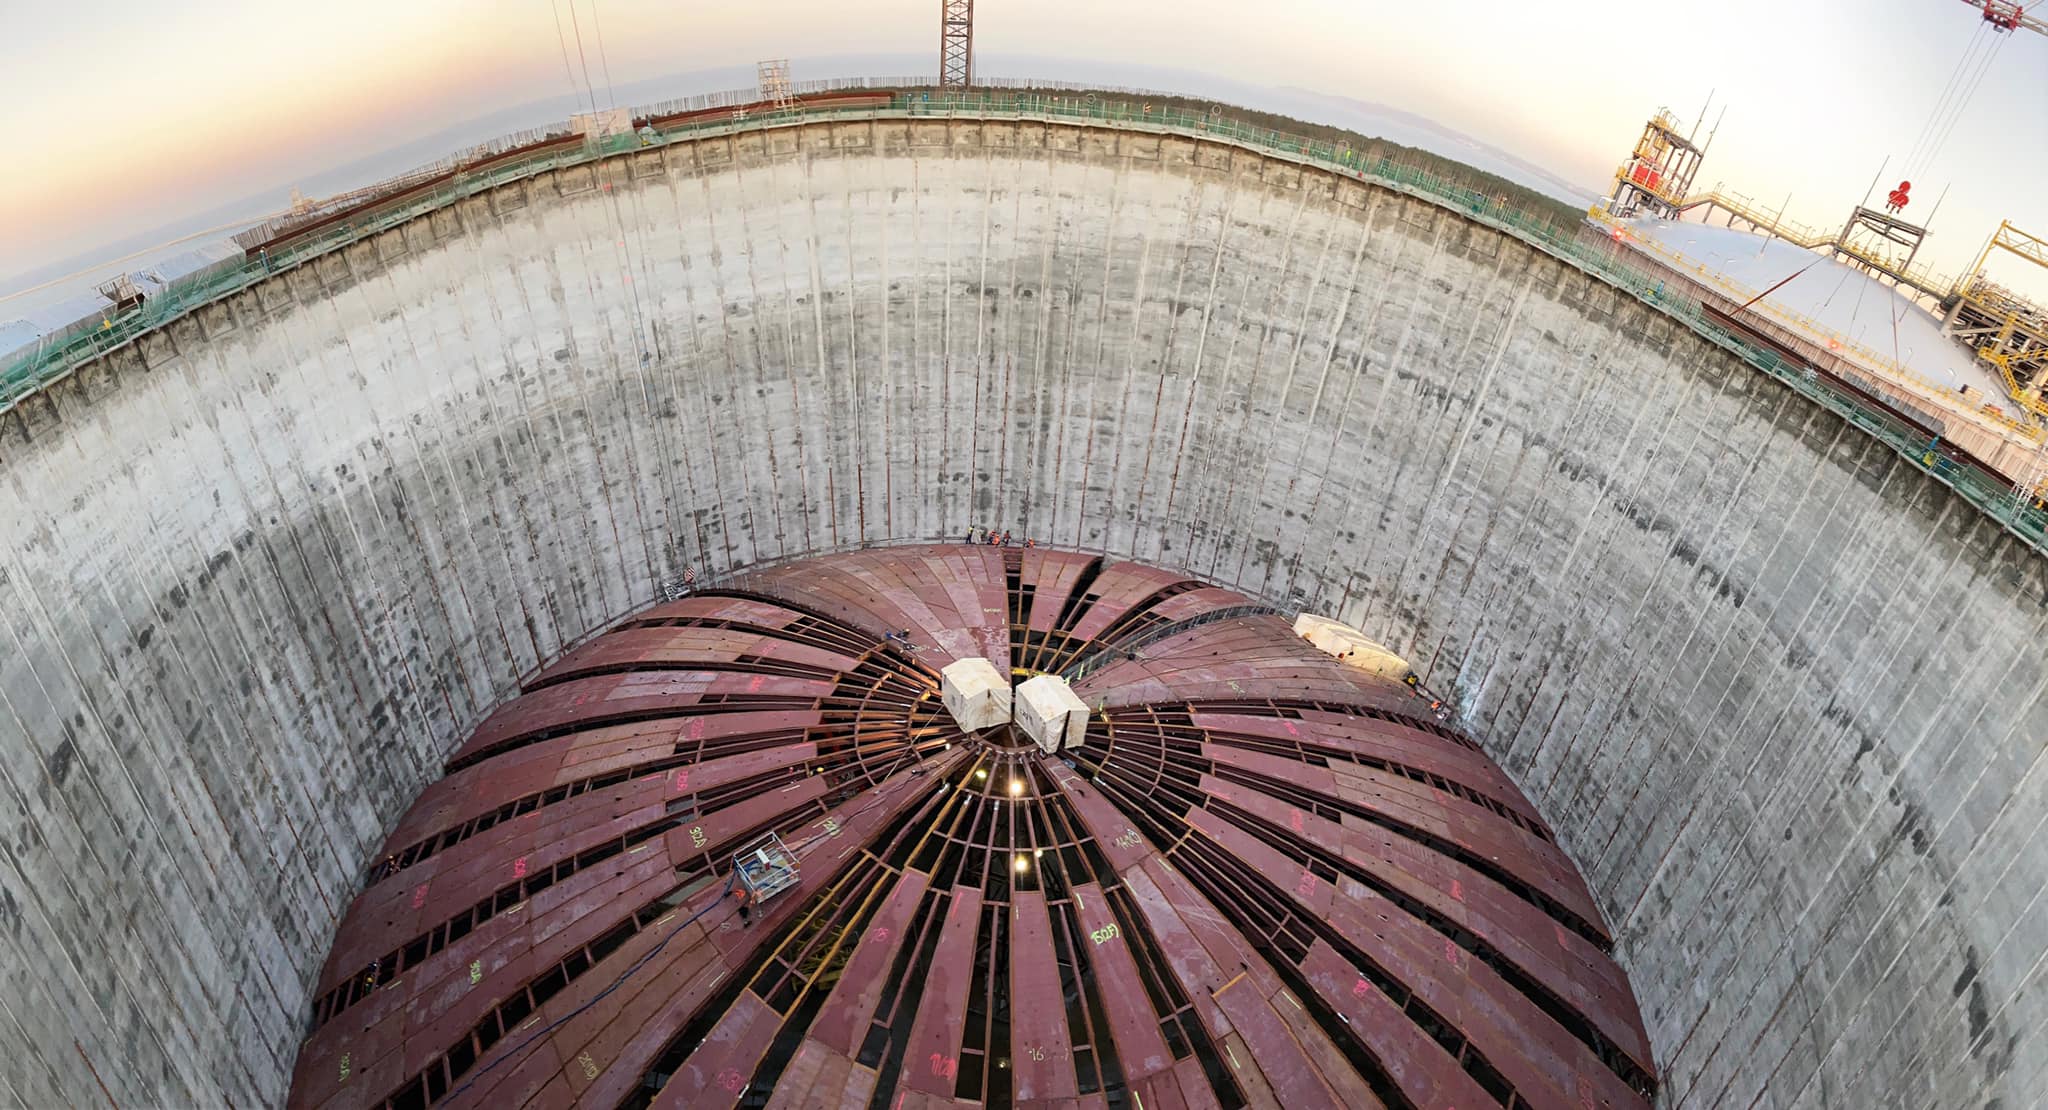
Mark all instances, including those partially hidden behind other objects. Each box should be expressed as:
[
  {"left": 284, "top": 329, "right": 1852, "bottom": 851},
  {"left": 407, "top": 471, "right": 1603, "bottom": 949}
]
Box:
[{"left": 4, "top": 86, "right": 2045, "bottom": 553}]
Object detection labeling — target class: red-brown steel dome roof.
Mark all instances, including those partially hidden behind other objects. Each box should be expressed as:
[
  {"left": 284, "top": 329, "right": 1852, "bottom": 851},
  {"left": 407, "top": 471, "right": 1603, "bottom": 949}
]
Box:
[{"left": 290, "top": 545, "right": 1657, "bottom": 1110}]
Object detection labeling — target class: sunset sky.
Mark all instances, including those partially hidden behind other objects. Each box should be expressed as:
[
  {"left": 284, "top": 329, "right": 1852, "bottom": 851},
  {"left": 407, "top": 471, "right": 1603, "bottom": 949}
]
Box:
[{"left": 3, "top": 0, "right": 2045, "bottom": 295}]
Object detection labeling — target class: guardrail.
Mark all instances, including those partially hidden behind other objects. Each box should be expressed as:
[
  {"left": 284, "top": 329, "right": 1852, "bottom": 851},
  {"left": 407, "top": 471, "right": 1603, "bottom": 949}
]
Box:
[
  {"left": 6, "top": 84, "right": 2045, "bottom": 552},
  {"left": 0, "top": 137, "right": 595, "bottom": 410},
  {"left": 1673, "top": 190, "right": 1837, "bottom": 251},
  {"left": 1609, "top": 223, "right": 2043, "bottom": 438}
]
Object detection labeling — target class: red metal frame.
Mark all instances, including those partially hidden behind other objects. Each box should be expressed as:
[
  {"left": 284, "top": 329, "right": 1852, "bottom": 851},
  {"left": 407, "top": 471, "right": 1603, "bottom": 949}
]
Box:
[{"left": 290, "top": 545, "right": 1658, "bottom": 1110}]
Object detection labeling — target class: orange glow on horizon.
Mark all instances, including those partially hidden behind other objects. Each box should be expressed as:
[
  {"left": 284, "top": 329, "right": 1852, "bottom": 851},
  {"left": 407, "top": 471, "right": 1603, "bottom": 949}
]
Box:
[
  {"left": 5, "top": 0, "right": 2044, "bottom": 294},
  {"left": 2, "top": 0, "right": 552, "bottom": 275}
]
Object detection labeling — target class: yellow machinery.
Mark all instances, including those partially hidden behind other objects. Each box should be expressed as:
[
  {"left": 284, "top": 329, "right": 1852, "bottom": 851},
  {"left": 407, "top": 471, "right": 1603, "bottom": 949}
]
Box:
[{"left": 1944, "top": 222, "right": 2048, "bottom": 412}]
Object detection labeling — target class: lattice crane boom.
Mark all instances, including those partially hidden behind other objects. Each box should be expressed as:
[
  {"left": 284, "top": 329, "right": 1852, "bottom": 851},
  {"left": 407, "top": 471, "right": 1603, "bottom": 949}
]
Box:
[{"left": 1960, "top": 0, "right": 2048, "bottom": 37}]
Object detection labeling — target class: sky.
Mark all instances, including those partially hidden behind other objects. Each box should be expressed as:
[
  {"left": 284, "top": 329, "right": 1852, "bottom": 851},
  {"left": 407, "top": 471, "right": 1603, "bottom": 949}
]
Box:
[{"left": 3, "top": 0, "right": 2045, "bottom": 302}]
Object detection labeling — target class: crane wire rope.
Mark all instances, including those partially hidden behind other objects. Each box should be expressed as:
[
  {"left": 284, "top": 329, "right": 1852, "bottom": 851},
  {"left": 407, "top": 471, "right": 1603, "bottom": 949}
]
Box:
[
  {"left": 1908, "top": 19, "right": 1989, "bottom": 170},
  {"left": 1904, "top": 20, "right": 1989, "bottom": 176},
  {"left": 584, "top": 0, "right": 623, "bottom": 112},
  {"left": 1844, "top": 259, "right": 1873, "bottom": 339},
  {"left": 1818, "top": 260, "right": 1855, "bottom": 311},
  {"left": 1908, "top": 22, "right": 2011, "bottom": 182},
  {"left": 551, "top": 0, "right": 602, "bottom": 119},
  {"left": 547, "top": 0, "right": 585, "bottom": 110},
  {"left": 564, "top": 0, "right": 676, "bottom": 588},
  {"left": 1892, "top": 296, "right": 1906, "bottom": 369},
  {"left": 1921, "top": 31, "right": 2010, "bottom": 172},
  {"left": 1737, "top": 255, "right": 1828, "bottom": 315}
]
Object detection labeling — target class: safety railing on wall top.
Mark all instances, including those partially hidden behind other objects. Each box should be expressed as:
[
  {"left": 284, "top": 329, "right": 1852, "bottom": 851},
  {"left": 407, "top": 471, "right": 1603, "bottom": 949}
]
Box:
[
  {"left": 1604, "top": 222, "right": 2042, "bottom": 439},
  {"left": 5, "top": 83, "right": 2045, "bottom": 552}
]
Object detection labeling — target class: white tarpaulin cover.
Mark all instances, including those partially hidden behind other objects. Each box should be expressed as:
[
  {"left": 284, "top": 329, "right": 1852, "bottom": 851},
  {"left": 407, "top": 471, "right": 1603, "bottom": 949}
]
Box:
[
  {"left": 940, "top": 657, "right": 1011, "bottom": 733},
  {"left": 1015, "top": 674, "right": 1089, "bottom": 754},
  {"left": 1622, "top": 217, "right": 2006, "bottom": 399}
]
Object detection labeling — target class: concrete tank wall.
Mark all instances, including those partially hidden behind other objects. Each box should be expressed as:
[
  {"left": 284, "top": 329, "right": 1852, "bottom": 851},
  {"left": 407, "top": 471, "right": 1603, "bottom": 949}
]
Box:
[{"left": 1, "top": 116, "right": 2042, "bottom": 1109}]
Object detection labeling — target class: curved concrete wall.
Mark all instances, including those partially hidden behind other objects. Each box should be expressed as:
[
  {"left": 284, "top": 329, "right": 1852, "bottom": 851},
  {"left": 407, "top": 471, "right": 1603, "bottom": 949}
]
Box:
[{"left": 1, "top": 115, "right": 2042, "bottom": 1108}]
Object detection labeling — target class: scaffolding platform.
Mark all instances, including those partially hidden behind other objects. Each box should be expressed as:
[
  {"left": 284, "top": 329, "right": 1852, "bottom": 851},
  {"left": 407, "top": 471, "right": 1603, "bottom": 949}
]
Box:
[
  {"left": 1609, "top": 110, "right": 1705, "bottom": 221},
  {"left": 1944, "top": 222, "right": 2048, "bottom": 406}
]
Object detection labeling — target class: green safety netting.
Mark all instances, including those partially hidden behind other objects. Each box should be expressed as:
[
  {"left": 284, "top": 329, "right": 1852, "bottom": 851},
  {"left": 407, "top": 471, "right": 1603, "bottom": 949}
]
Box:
[{"left": 7, "top": 89, "right": 2041, "bottom": 547}]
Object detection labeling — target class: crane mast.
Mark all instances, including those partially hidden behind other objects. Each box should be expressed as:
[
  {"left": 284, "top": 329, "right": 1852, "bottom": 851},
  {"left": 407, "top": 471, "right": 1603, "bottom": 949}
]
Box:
[{"left": 940, "top": 0, "right": 974, "bottom": 87}]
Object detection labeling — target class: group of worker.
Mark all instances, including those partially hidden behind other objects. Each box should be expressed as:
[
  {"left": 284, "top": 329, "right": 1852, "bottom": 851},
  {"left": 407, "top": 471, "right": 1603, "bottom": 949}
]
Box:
[{"left": 964, "top": 527, "right": 1035, "bottom": 548}]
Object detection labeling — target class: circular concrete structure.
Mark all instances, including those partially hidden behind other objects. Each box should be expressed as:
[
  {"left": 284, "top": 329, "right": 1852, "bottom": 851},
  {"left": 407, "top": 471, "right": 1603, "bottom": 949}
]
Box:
[
  {"left": 287, "top": 547, "right": 1655, "bottom": 1109},
  {"left": 1, "top": 103, "right": 2044, "bottom": 1109}
]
